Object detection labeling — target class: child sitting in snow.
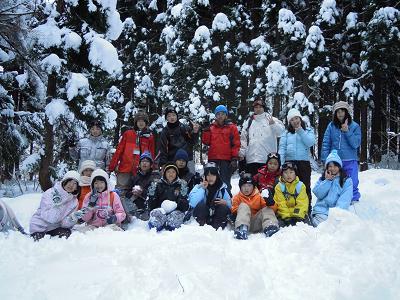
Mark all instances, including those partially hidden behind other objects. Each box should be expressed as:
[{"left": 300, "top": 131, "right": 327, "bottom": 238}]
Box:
[
  {"left": 147, "top": 163, "right": 189, "bottom": 231},
  {"left": 274, "top": 162, "right": 309, "bottom": 226},
  {"left": 0, "top": 199, "right": 26, "bottom": 234},
  {"left": 174, "top": 148, "right": 201, "bottom": 191},
  {"left": 77, "top": 160, "right": 96, "bottom": 210},
  {"left": 253, "top": 152, "right": 281, "bottom": 202},
  {"left": 311, "top": 150, "right": 353, "bottom": 226},
  {"left": 231, "top": 173, "right": 279, "bottom": 240},
  {"left": 79, "top": 169, "right": 126, "bottom": 231},
  {"left": 30, "top": 171, "right": 81, "bottom": 241},
  {"left": 188, "top": 162, "right": 231, "bottom": 230}
]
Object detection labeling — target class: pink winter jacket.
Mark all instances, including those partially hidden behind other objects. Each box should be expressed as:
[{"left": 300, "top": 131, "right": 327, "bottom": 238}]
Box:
[
  {"left": 29, "top": 182, "right": 78, "bottom": 233},
  {"left": 81, "top": 191, "right": 125, "bottom": 227}
]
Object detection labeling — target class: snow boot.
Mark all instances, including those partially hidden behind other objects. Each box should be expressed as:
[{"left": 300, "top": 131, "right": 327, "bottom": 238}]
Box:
[
  {"left": 234, "top": 225, "right": 248, "bottom": 240},
  {"left": 263, "top": 225, "right": 279, "bottom": 237}
]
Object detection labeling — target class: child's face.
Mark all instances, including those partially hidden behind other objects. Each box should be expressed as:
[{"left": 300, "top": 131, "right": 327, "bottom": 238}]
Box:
[
  {"left": 90, "top": 125, "right": 102, "bottom": 137},
  {"left": 336, "top": 109, "right": 346, "bottom": 122},
  {"left": 136, "top": 119, "right": 146, "bottom": 130},
  {"left": 64, "top": 180, "right": 78, "bottom": 193},
  {"left": 175, "top": 159, "right": 186, "bottom": 169},
  {"left": 165, "top": 168, "right": 177, "bottom": 182},
  {"left": 140, "top": 160, "right": 151, "bottom": 171},
  {"left": 327, "top": 163, "right": 340, "bottom": 176},
  {"left": 205, "top": 173, "right": 217, "bottom": 185},
  {"left": 267, "top": 159, "right": 280, "bottom": 172},
  {"left": 241, "top": 183, "right": 254, "bottom": 196},
  {"left": 166, "top": 112, "right": 178, "bottom": 123},
  {"left": 82, "top": 168, "right": 93, "bottom": 177},
  {"left": 282, "top": 169, "right": 296, "bottom": 183},
  {"left": 93, "top": 179, "right": 106, "bottom": 193}
]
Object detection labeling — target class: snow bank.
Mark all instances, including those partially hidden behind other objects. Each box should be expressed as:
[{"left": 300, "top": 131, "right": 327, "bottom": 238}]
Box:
[{"left": 1, "top": 169, "right": 400, "bottom": 299}]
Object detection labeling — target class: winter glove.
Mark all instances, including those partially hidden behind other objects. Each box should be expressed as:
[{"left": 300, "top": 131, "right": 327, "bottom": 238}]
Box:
[
  {"left": 183, "top": 208, "right": 193, "bottom": 223},
  {"left": 261, "top": 189, "right": 275, "bottom": 207},
  {"left": 69, "top": 208, "right": 88, "bottom": 222},
  {"left": 161, "top": 200, "right": 177, "bottom": 214},
  {"left": 230, "top": 159, "right": 238, "bottom": 172},
  {"left": 106, "top": 215, "right": 117, "bottom": 225},
  {"left": 88, "top": 192, "right": 98, "bottom": 207}
]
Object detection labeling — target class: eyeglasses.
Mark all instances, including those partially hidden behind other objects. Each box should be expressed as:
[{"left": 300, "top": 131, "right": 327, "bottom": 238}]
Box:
[{"left": 282, "top": 162, "right": 296, "bottom": 170}]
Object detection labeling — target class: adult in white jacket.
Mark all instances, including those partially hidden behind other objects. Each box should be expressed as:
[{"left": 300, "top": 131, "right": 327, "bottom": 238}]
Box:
[{"left": 239, "top": 98, "right": 285, "bottom": 176}]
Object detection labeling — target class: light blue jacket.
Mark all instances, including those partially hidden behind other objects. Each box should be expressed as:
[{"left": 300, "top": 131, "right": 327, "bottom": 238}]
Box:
[
  {"left": 188, "top": 183, "right": 232, "bottom": 208},
  {"left": 278, "top": 127, "right": 315, "bottom": 163},
  {"left": 312, "top": 176, "right": 353, "bottom": 216},
  {"left": 321, "top": 121, "right": 361, "bottom": 161}
]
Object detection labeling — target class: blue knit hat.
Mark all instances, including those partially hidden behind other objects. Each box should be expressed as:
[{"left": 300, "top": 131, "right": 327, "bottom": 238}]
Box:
[
  {"left": 139, "top": 151, "right": 153, "bottom": 163},
  {"left": 325, "top": 149, "right": 342, "bottom": 167},
  {"left": 174, "top": 149, "right": 189, "bottom": 162},
  {"left": 214, "top": 105, "right": 228, "bottom": 115}
]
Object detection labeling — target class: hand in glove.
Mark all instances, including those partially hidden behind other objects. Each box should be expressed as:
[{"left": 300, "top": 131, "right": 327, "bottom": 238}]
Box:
[
  {"left": 88, "top": 192, "right": 98, "bottom": 207},
  {"left": 106, "top": 215, "right": 117, "bottom": 224},
  {"left": 261, "top": 189, "right": 275, "bottom": 207},
  {"left": 230, "top": 159, "right": 238, "bottom": 172},
  {"left": 70, "top": 208, "right": 89, "bottom": 222}
]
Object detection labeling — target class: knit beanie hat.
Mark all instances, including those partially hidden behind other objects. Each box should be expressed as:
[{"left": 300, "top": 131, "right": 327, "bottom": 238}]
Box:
[
  {"left": 162, "top": 163, "right": 179, "bottom": 178},
  {"left": 333, "top": 101, "right": 350, "bottom": 113},
  {"left": 325, "top": 149, "right": 343, "bottom": 167},
  {"left": 61, "top": 171, "right": 80, "bottom": 186},
  {"left": 174, "top": 149, "right": 189, "bottom": 162},
  {"left": 164, "top": 106, "right": 178, "bottom": 119},
  {"left": 203, "top": 162, "right": 220, "bottom": 176},
  {"left": 79, "top": 160, "right": 96, "bottom": 175},
  {"left": 239, "top": 173, "right": 255, "bottom": 188},
  {"left": 214, "top": 105, "right": 228, "bottom": 115},
  {"left": 134, "top": 111, "right": 149, "bottom": 126},
  {"left": 287, "top": 108, "right": 302, "bottom": 122},
  {"left": 253, "top": 98, "right": 266, "bottom": 109},
  {"left": 266, "top": 152, "right": 281, "bottom": 167},
  {"left": 139, "top": 151, "right": 153, "bottom": 163}
]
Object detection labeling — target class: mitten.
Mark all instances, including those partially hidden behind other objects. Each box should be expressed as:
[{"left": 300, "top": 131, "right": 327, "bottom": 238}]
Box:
[{"left": 106, "top": 215, "right": 117, "bottom": 224}]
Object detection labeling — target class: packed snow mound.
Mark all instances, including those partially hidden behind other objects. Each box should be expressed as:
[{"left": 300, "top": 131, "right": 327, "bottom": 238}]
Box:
[{"left": 1, "top": 169, "right": 400, "bottom": 299}]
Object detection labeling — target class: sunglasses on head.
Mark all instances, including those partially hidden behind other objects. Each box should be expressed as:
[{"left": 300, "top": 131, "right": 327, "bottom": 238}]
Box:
[
  {"left": 268, "top": 153, "right": 279, "bottom": 159},
  {"left": 282, "top": 162, "right": 296, "bottom": 170}
]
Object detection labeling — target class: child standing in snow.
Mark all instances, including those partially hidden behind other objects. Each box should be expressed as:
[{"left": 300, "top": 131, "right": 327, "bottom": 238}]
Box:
[
  {"left": 231, "top": 173, "right": 279, "bottom": 240},
  {"left": 311, "top": 150, "right": 353, "bottom": 226},
  {"left": 253, "top": 152, "right": 281, "bottom": 203},
  {"left": 80, "top": 169, "right": 126, "bottom": 231},
  {"left": 0, "top": 200, "right": 26, "bottom": 234},
  {"left": 30, "top": 171, "right": 81, "bottom": 241},
  {"left": 188, "top": 162, "right": 231, "bottom": 230},
  {"left": 147, "top": 164, "right": 189, "bottom": 231},
  {"left": 274, "top": 162, "right": 309, "bottom": 226},
  {"left": 77, "top": 160, "right": 96, "bottom": 210}
]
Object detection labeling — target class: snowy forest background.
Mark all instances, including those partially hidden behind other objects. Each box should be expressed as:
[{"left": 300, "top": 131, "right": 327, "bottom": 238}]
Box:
[{"left": 0, "top": 0, "right": 399, "bottom": 192}]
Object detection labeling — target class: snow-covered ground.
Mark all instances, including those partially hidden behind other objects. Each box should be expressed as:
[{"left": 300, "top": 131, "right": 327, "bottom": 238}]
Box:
[{"left": 1, "top": 169, "right": 400, "bottom": 300}]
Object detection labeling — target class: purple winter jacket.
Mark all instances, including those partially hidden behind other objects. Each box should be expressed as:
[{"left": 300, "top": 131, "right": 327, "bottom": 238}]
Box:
[{"left": 29, "top": 182, "right": 78, "bottom": 233}]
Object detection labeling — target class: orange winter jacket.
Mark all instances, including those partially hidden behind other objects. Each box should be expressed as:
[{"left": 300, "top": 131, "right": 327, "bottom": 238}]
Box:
[{"left": 231, "top": 188, "right": 277, "bottom": 216}]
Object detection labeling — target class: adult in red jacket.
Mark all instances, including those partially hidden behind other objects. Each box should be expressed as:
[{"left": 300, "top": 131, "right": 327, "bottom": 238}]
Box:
[
  {"left": 109, "top": 112, "right": 155, "bottom": 196},
  {"left": 202, "top": 105, "right": 240, "bottom": 194}
]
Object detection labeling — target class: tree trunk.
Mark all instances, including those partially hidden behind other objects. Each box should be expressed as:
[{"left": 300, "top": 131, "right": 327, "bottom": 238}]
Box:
[
  {"left": 360, "top": 100, "right": 368, "bottom": 171},
  {"left": 370, "top": 76, "right": 383, "bottom": 163},
  {"left": 39, "top": 73, "right": 56, "bottom": 191}
]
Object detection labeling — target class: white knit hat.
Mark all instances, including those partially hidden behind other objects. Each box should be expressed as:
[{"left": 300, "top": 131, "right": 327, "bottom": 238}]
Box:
[
  {"left": 333, "top": 101, "right": 350, "bottom": 113},
  {"left": 90, "top": 169, "right": 110, "bottom": 192},
  {"left": 79, "top": 160, "right": 96, "bottom": 174},
  {"left": 61, "top": 171, "right": 80, "bottom": 185},
  {"left": 287, "top": 108, "right": 302, "bottom": 122}
]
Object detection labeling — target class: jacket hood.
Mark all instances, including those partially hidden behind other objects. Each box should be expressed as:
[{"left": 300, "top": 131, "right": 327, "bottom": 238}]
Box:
[{"left": 90, "top": 169, "right": 110, "bottom": 193}]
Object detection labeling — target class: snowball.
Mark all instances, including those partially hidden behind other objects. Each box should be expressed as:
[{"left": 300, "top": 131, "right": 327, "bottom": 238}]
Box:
[{"left": 161, "top": 200, "right": 177, "bottom": 214}]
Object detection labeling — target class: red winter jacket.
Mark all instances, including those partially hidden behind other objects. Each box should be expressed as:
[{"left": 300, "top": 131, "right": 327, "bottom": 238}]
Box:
[
  {"left": 202, "top": 121, "right": 240, "bottom": 161},
  {"left": 253, "top": 167, "right": 281, "bottom": 191},
  {"left": 109, "top": 129, "right": 155, "bottom": 175}
]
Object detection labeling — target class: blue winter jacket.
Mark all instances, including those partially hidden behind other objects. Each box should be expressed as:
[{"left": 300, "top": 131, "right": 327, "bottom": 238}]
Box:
[
  {"left": 188, "top": 183, "right": 232, "bottom": 209},
  {"left": 321, "top": 121, "right": 361, "bottom": 161},
  {"left": 278, "top": 127, "right": 315, "bottom": 163},
  {"left": 312, "top": 176, "right": 353, "bottom": 216}
]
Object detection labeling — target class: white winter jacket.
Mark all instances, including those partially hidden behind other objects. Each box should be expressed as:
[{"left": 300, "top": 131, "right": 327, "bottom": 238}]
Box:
[
  {"left": 239, "top": 113, "right": 285, "bottom": 164},
  {"left": 70, "top": 135, "right": 111, "bottom": 170}
]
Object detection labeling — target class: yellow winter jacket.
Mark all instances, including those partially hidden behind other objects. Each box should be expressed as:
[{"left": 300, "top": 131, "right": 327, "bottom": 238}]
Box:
[{"left": 273, "top": 176, "right": 309, "bottom": 220}]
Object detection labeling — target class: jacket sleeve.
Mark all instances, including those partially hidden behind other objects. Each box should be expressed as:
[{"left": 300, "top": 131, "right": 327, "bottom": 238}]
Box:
[
  {"left": 222, "top": 188, "right": 232, "bottom": 208},
  {"left": 81, "top": 193, "right": 95, "bottom": 222},
  {"left": 109, "top": 132, "right": 127, "bottom": 172},
  {"left": 111, "top": 192, "right": 126, "bottom": 224},
  {"left": 177, "top": 181, "right": 189, "bottom": 212},
  {"left": 186, "top": 124, "right": 199, "bottom": 147},
  {"left": 273, "top": 185, "right": 291, "bottom": 219},
  {"left": 231, "top": 125, "right": 241, "bottom": 159},
  {"left": 344, "top": 123, "right": 361, "bottom": 149},
  {"left": 105, "top": 141, "right": 112, "bottom": 170},
  {"left": 278, "top": 131, "right": 287, "bottom": 164},
  {"left": 231, "top": 194, "right": 240, "bottom": 214},
  {"left": 293, "top": 184, "right": 309, "bottom": 219},
  {"left": 297, "top": 127, "right": 315, "bottom": 148},
  {"left": 321, "top": 123, "right": 332, "bottom": 161},
  {"left": 147, "top": 181, "right": 160, "bottom": 211},
  {"left": 158, "top": 130, "right": 169, "bottom": 166},
  {"left": 69, "top": 139, "right": 81, "bottom": 161},
  {"left": 60, "top": 204, "right": 79, "bottom": 228},
  {"left": 271, "top": 117, "right": 285, "bottom": 137},
  {"left": 239, "top": 119, "right": 249, "bottom": 157},
  {"left": 312, "top": 178, "right": 332, "bottom": 200},
  {"left": 188, "top": 184, "right": 206, "bottom": 208},
  {"left": 39, "top": 189, "right": 76, "bottom": 224},
  {"left": 335, "top": 178, "right": 353, "bottom": 210},
  {"left": 202, "top": 127, "right": 211, "bottom": 146},
  {"left": 149, "top": 134, "right": 156, "bottom": 159}
]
